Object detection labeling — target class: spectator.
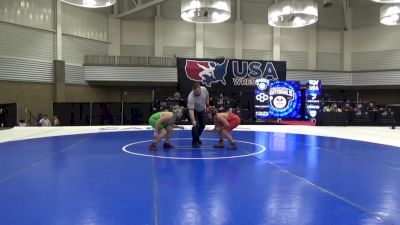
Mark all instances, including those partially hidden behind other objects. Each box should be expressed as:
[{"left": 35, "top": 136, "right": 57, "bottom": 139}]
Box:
[
  {"left": 217, "top": 93, "right": 225, "bottom": 112},
  {"left": 209, "top": 96, "right": 215, "bottom": 107},
  {"left": 367, "top": 102, "right": 377, "bottom": 111},
  {"left": 341, "top": 102, "right": 353, "bottom": 112},
  {"left": 354, "top": 100, "right": 363, "bottom": 112},
  {"left": 329, "top": 102, "right": 339, "bottom": 112},
  {"left": 323, "top": 105, "right": 331, "bottom": 112},
  {"left": 170, "top": 91, "right": 184, "bottom": 108},
  {"left": 173, "top": 91, "right": 181, "bottom": 100},
  {"left": 234, "top": 106, "right": 241, "bottom": 117},
  {"left": 19, "top": 120, "right": 28, "bottom": 127},
  {"left": 37, "top": 113, "right": 43, "bottom": 126},
  {"left": 53, "top": 116, "right": 60, "bottom": 126},
  {"left": 39, "top": 115, "right": 51, "bottom": 126}
]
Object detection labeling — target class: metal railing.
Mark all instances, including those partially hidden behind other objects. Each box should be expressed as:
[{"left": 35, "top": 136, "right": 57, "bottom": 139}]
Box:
[
  {"left": 84, "top": 55, "right": 176, "bottom": 67},
  {"left": 84, "top": 55, "right": 116, "bottom": 65}
]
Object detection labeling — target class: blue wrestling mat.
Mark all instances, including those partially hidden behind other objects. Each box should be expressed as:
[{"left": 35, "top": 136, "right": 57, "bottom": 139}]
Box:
[{"left": 0, "top": 130, "right": 399, "bottom": 225}]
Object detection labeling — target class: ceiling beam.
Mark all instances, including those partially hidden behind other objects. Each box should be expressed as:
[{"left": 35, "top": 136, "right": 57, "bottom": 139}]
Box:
[
  {"left": 342, "top": 0, "right": 350, "bottom": 30},
  {"left": 132, "top": 0, "right": 143, "bottom": 7},
  {"left": 236, "top": 0, "right": 241, "bottom": 20},
  {"left": 117, "top": 0, "right": 168, "bottom": 18},
  {"left": 113, "top": 0, "right": 119, "bottom": 15}
]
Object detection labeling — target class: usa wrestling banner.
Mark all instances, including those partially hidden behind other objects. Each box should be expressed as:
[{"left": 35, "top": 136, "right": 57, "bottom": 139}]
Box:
[{"left": 177, "top": 58, "right": 286, "bottom": 93}]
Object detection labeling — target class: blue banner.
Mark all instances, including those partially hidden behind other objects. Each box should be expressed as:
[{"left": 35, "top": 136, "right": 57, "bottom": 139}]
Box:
[{"left": 305, "top": 80, "right": 322, "bottom": 119}]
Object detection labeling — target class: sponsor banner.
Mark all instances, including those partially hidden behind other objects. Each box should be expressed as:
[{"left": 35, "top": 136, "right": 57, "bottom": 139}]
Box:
[
  {"left": 305, "top": 80, "right": 322, "bottom": 119},
  {"left": 254, "top": 79, "right": 270, "bottom": 120},
  {"left": 177, "top": 58, "right": 286, "bottom": 93}
]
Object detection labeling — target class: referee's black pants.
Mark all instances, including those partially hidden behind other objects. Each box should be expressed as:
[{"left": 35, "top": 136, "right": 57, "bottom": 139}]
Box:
[{"left": 192, "top": 110, "right": 206, "bottom": 144}]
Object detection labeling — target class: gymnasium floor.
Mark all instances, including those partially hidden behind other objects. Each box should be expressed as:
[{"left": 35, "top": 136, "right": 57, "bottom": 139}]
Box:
[{"left": 0, "top": 125, "right": 400, "bottom": 225}]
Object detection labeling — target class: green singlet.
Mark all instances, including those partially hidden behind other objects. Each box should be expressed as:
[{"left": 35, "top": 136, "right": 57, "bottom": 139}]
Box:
[{"left": 149, "top": 112, "right": 169, "bottom": 129}]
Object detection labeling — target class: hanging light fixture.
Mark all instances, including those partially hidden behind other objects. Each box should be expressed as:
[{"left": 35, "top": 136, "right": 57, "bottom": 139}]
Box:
[
  {"left": 371, "top": 0, "right": 400, "bottom": 3},
  {"left": 380, "top": 4, "right": 400, "bottom": 25},
  {"left": 268, "top": 0, "right": 318, "bottom": 28},
  {"left": 181, "top": 0, "right": 231, "bottom": 23},
  {"left": 61, "top": 0, "right": 116, "bottom": 8}
]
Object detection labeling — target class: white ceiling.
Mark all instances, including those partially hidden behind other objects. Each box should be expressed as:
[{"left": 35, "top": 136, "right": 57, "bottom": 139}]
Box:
[{"left": 114, "top": 0, "right": 385, "bottom": 29}]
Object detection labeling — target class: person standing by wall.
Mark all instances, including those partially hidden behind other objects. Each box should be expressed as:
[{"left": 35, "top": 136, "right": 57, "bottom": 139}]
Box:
[
  {"left": 0, "top": 106, "right": 6, "bottom": 128},
  {"left": 187, "top": 82, "right": 209, "bottom": 148}
]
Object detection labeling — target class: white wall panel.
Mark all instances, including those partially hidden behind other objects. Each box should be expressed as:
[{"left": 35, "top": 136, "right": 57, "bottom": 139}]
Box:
[
  {"left": 352, "top": 50, "right": 400, "bottom": 71},
  {"left": 317, "top": 52, "right": 342, "bottom": 71},
  {"left": 281, "top": 51, "right": 307, "bottom": 70},
  {"left": 160, "top": 0, "right": 181, "bottom": 20},
  {"left": 163, "top": 19, "right": 195, "bottom": 47},
  {"left": 121, "top": 19, "right": 154, "bottom": 46},
  {"left": 241, "top": 3, "right": 270, "bottom": 24},
  {"left": 65, "top": 64, "right": 86, "bottom": 85},
  {"left": 243, "top": 24, "right": 272, "bottom": 50},
  {"left": 204, "top": 23, "right": 234, "bottom": 49},
  {"left": 287, "top": 70, "right": 351, "bottom": 86},
  {"left": 62, "top": 4, "right": 108, "bottom": 42},
  {"left": 85, "top": 66, "right": 177, "bottom": 82},
  {"left": 352, "top": 25, "right": 400, "bottom": 52},
  {"left": 351, "top": 16, "right": 400, "bottom": 71},
  {"left": 316, "top": 6, "right": 343, "bottom": 29},
  {"left": 0, "top": 57, "right": 53, "bottom": 83},
  {"left": 352, "top": 4, "right": 380, "bottom": 29},
  {"left": 0, "top": 0, "right": 54, "bottom": 30},
  {"left": 317, "top": 29, "right": 341, "bottom": 53},
  {"left": 121, "top": 45, "right": 154, "bottom": 56},
  {"left": 108, "top": 16, "right": 121, "bottom": 56},
  {"left": 243, "top": 49, "right": 272, "bottom": 60},
  {"left": 163, "top": 46, "right": 195, "bottom": 58},
  {"left": 0, "top": 22, "right": 54, "bottom": 61},
  {"left": 281, "top": 28, "right": 308, "bottom": 51},
  {"left": 63, "top": 35, "right": 108, "bottom": 65},
  {"left": 352, "top": 71, "right": 400, "bottom": 86},
  {"left": 204, "top": 48, "right": 234, "bottom": 59}
]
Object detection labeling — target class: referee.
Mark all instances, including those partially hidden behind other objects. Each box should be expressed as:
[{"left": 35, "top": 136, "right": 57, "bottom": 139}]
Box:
[{"left": 187, "top": 82, "right": 209, "bottom": 148}]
